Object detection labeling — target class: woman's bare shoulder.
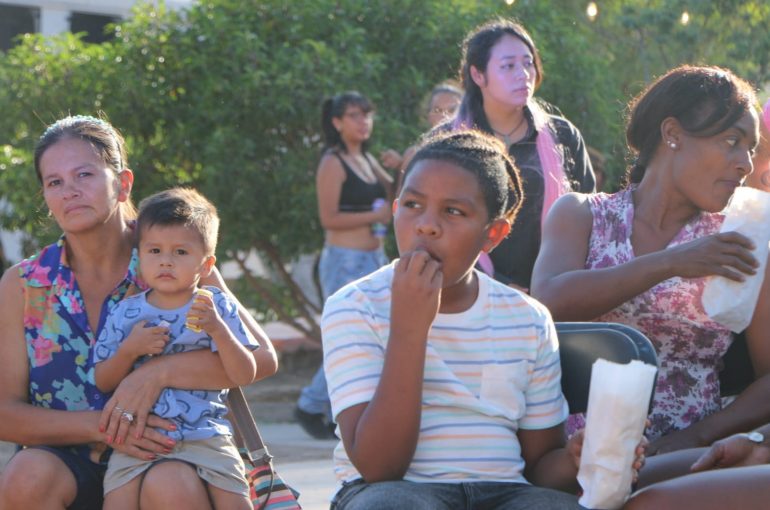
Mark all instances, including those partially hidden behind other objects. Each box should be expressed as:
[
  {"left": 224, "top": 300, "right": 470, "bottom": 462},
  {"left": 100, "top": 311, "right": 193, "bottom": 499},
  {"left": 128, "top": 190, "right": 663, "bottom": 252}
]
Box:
[
  {"left": 0, "top": 263, "right": 23, "bottom": 293},
  {"left": 317, "top": 150, "right": 346, "bottom": 179},
  {"left": 0, "top": 263, "right": 24, "bottom": 327},
  {"left": 549, "top": 191, "right": 593, "bottom": 218}
]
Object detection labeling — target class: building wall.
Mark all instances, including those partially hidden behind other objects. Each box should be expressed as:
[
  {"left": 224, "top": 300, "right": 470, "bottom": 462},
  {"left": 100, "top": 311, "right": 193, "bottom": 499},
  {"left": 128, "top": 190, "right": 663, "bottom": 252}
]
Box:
[
  {"left": 5, "top": 1, "right": 192, "bottom": 26},
  {"left": 1, "top": 1, "right": 191, "bottom": 45}
]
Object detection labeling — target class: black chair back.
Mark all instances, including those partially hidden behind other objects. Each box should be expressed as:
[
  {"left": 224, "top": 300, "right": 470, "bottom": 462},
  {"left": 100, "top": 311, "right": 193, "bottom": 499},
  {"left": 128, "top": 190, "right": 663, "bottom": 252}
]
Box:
[
  {"left": 556, "top": 322, "right": 658, "bottom": 414},
  {"left": 720, "top": 331, "right": 755, "bottom": 397}
]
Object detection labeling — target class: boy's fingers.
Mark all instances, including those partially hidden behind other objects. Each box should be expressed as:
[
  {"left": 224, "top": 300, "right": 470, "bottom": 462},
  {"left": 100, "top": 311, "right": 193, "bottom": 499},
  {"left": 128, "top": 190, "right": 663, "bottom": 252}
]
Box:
[
  {"left": 395, "top": 253, "right": 411, "bottom": 273},
  {"left": 424, "top": 258, "right": 441, "bottom": 275},
  {"left": 404, "top": 250, "right": 429, "bottom": 273},
  {"left": 430, "top": 266, "right": 443, "bottom": 287}
]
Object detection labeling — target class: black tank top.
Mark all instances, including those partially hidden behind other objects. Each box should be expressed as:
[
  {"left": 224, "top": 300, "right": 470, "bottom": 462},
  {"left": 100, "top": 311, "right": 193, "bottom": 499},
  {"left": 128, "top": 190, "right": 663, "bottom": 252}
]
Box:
[{"left": 335, "top": 152, "right": 386, "bottom": 212}]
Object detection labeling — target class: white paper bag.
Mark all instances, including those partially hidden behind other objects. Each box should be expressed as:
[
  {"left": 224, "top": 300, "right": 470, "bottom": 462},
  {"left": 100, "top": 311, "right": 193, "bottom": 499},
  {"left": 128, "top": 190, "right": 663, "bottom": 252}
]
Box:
[
  {"left": 702, "top": 187, "right": 770, "bottom": 332},
  {"left": 577, "top": 359, "right": 657, "bottom": 510}
]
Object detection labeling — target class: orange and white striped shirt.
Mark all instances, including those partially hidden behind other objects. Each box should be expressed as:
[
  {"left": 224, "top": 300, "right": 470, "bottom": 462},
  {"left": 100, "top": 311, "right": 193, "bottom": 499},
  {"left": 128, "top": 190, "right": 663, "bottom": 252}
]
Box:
[{"left": 323, "top": 262, "right": 568, "bottom": 488}]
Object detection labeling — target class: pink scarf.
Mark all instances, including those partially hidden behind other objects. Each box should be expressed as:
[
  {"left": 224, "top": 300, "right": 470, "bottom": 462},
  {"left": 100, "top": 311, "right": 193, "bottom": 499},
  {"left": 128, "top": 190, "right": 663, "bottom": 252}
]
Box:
[{"left": 530, "top": 104, "right": 568, "bottom": 229}]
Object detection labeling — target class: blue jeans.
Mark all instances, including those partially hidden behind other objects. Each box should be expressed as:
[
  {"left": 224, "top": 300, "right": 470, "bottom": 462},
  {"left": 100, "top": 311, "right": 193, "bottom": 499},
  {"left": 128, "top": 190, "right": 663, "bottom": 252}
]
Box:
[
  {"left": 331, "top": 480, "right": 584, "bottom": 510},
  {"left": 297, "top": 245, "right": 389, "bottom": 418}
]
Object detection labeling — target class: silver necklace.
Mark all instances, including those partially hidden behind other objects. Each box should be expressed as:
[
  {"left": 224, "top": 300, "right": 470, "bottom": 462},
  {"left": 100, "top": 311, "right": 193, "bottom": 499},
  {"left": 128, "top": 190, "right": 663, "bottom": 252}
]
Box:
[{"left": 491, "top": 115, "right": 527, "bottom": 146}]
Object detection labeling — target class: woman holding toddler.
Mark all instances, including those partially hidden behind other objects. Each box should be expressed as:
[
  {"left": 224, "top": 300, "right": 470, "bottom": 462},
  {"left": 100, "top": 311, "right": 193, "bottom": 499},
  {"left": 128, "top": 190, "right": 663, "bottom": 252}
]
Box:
[{"left": 0, "top": 115, "right": 278, "bottom": 509}]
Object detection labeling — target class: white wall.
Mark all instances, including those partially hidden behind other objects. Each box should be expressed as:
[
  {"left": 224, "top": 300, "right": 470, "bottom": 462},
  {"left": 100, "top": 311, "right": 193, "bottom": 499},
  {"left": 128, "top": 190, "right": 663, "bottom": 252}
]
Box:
[
  {"left": 4, "top": 1, "right": 193, "bottom": 36},
  {"left": 6, "top": 0, "right": 191, "bottom": 17}
]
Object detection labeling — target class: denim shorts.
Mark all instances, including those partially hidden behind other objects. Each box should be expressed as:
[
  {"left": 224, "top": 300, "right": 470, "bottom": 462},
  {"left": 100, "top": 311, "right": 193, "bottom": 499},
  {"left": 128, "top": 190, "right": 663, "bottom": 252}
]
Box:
[
  {"left": 23, "top": 445, "right": 107, "bottom": 510},
  {"left": 331, "top": 479, "right": 583, "bottom": 510},
  {"left": 319, "top": 244, "right": 389, "bottom": 299}
]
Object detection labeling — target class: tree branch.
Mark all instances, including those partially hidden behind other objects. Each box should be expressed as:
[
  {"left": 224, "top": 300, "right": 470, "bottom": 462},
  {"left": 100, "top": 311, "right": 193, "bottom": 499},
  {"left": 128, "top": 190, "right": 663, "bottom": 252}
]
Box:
[
  {"left": 254, "top": 240, "right": 323, "bottom": 334},
  {"left": 231, "top": 251, "right": 321, "bottom": 343}
]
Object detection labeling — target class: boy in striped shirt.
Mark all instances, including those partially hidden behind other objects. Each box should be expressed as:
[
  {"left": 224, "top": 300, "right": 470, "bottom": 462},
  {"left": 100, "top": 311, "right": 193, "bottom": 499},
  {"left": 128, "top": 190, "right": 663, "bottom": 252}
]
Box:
[{"left": 323, "top": 132, "right": 595, "bottom": 509}]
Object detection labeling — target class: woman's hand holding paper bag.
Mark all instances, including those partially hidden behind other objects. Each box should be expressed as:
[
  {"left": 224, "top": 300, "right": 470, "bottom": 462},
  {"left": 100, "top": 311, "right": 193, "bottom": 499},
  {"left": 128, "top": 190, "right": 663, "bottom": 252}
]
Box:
[
  {"left": 703, "top": 187, "right": 770, "bottom": 332},
  {"left": 666, "top": 230, "right": 757, "bottom": 282}
]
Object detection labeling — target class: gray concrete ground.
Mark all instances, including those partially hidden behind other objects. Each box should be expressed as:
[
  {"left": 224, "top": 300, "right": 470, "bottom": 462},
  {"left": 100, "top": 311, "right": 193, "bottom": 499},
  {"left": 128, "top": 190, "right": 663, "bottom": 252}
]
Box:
[{"left": 0, "top": 345, "right": 338, "bottom": 510}]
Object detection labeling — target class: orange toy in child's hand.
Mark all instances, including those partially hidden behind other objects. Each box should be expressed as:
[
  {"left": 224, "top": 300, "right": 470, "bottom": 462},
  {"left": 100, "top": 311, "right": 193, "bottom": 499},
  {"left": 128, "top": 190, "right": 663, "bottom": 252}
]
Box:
[{"left": 186, "top": 288, "right": 213, "bottom": 332}]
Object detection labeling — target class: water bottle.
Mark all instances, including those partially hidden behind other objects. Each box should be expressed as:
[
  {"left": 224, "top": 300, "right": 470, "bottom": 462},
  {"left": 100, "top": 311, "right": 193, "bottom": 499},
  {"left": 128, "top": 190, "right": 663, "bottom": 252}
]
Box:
[{"left": 371, "top": 198, "right": 388, "bottom": 238}]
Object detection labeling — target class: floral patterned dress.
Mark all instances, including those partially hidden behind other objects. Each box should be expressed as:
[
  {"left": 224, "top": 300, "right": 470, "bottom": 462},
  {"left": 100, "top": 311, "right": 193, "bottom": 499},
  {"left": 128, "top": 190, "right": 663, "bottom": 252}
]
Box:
[
  {"left": 19, "top": 236, "right": 143, "bottom": 459},
  {"left": 568, "top": 189, "right": 732, "bottom": 440}
]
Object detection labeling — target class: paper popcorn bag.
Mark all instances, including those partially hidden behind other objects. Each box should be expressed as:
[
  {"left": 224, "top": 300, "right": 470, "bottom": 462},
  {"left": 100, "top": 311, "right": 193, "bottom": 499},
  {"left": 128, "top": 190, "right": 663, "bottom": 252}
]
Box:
[
  {"left": 578, "top": 359, "right": 657, "bottom": 510},
  {"left": 702, "top": 187, "right": 770, "bottom": 332}
]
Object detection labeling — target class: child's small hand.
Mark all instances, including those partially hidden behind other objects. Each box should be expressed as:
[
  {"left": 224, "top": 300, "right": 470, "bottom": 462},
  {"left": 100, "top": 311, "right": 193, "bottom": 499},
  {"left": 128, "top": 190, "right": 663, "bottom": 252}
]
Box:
[
  {"left": 380, "top": 149, "right": 403, "bottom": 170},
  {"left": 124, "top": 320, "right": 169, "bottom": 358},
  {"left": 186, "top": 289, "right": 227, "bottom": 338},
  {"left": 391, "top": 250, "right": 443, "bottom": 334}
]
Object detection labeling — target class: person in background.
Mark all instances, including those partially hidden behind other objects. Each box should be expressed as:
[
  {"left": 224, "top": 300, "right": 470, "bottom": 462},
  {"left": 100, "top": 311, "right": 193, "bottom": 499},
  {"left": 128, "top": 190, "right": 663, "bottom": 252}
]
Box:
[
  {"left": 0, "top": 115, "right": 277, "bottom": 510},
  {"left": 380, "top": 80, "right": 464, "bottom": 182},
  {"left": 587, "top": 146, "right": 607, "bottom": 192},
  {"left": 447, "top": 18, "right": 595, "bottom": 290},
  {"left": 295, "top": 91, "right": 394, "bottom": 440},
  {"left": 531, "top": 65, "right": 770, "bottom": 456}
]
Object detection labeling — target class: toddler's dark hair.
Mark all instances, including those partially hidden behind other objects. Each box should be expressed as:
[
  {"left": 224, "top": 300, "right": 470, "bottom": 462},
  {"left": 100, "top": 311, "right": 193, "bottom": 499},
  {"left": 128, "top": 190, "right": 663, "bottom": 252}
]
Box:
[
  {"left": 403, "top": 130, "right": 523, "bottom": 224},
  {"left": 137, "top": 187, "right": 219, "bottom": 255}
]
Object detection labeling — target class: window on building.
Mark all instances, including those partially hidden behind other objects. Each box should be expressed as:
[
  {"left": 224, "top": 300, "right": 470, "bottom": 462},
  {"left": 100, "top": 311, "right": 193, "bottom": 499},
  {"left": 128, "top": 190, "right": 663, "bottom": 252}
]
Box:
[
  {"left": 0, "top": 3, "right": 39, "bottom": 51},
  {"left": 70, "top": 12, "right": 118, "bottom": 44}
]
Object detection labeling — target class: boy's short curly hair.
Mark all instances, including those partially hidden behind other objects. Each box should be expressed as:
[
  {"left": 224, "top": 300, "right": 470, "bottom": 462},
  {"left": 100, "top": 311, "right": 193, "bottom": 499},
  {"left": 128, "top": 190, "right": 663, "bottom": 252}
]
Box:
[
  {"left": 137, "top": 187, "right": 219, "bottom": 255},
  {"left": 403, "top": 130, "right": 524, "bottom": 225}
]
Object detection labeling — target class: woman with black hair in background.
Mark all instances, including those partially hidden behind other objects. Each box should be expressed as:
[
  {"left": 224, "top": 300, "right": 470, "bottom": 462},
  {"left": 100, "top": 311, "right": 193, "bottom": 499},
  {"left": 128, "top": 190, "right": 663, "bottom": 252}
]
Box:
[
  {"left": 449, "top": 18, "right": 595, "bottom": 290},
  {"left": 295, "top": 91, "right": 394, "bottom": 439}
]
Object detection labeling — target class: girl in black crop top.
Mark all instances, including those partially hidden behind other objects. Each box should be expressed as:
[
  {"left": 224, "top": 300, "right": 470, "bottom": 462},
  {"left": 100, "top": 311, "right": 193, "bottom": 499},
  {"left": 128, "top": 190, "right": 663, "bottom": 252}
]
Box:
[
  {"left": 296, "top": 91, "right": 394, "bottom": 439},
  {"left": 334, "top": 152, "right": 387, "bottom": 213},
  {"left": 315, "top": 91, "right": 394, "bottom": 239}
]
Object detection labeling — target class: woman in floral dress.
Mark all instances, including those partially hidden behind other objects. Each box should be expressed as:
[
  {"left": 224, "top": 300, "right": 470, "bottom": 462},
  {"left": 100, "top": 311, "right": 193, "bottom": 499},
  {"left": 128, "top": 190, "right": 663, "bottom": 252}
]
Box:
[{"left": 531, "top": 65, "right": 770, "bottom": 455}]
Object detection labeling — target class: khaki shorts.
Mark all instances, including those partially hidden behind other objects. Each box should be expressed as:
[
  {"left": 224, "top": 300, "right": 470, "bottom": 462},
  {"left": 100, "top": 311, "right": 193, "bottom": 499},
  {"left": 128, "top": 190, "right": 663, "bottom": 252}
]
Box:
[{"left": 104, "top": 435, "right": 249, "bottom": 497}]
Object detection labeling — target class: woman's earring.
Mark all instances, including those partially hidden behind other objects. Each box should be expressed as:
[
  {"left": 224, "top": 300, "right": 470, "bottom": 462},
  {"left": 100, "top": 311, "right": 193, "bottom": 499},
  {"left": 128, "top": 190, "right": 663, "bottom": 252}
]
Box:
[{"left": 667, "top": 141, "right": 678, "bottom": 150}]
